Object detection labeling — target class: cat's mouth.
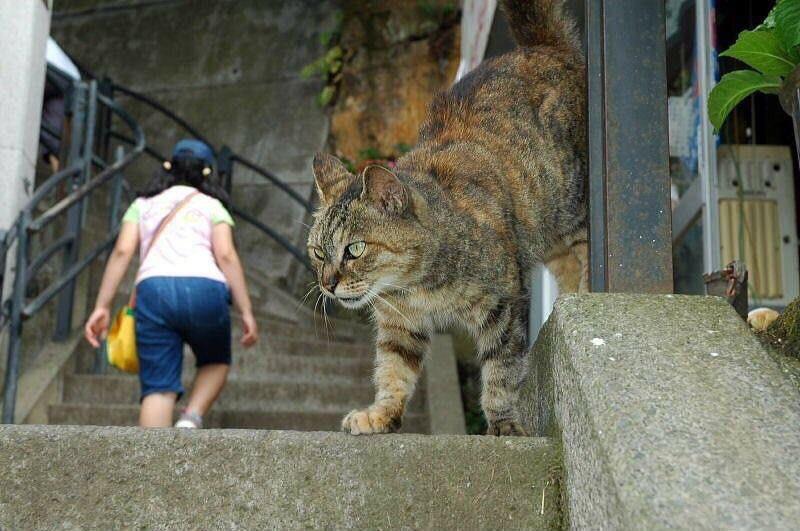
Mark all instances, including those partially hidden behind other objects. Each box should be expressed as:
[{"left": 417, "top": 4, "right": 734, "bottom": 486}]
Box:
[{"left": 337, "top": 294, "right": 369, "bottom": 309}]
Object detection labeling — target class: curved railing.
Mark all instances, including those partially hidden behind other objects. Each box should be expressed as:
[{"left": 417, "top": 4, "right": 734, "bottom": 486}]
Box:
[
  {"left": 1, "top": 67, "right": 145, "bottom": 422},
  {"left": 103, "top": 81, "right": 314, "bottom": 270},
  {"left": 1, "top": 64, "right": 319, "bottom": 423}
]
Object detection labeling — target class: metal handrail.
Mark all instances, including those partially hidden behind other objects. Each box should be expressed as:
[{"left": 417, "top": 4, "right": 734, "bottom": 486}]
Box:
[
  {"left": 2, "top": 62, "right": 317, "bottom": 423},
  {"left": 111, "top": 83, "right": 214, "bottom": 150},
  {"left": 1, "top": 71, "right": 144, "bottom": 423},
  {"left": 105, "top": 80, "right": 314, "bottom": 270},
  {"left": 230, "top": 154, "right": 312, "bottom": 212}
]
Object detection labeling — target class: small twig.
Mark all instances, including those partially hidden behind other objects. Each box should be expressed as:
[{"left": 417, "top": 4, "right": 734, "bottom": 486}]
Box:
[{"left": 540, "top": 481, "right": 548, "bottom": 516}]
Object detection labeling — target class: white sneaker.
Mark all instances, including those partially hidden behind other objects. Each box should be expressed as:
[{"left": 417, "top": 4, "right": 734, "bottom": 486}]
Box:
[{"left": 174, "top": 411, "right": 202, "bottom": 428}]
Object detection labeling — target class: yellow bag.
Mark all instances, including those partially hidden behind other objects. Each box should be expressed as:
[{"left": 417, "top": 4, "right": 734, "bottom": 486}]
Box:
[
  {"left": 107, "top": 305, "right": 139, "bottom": 373},
  {"left": 105, "top": 191, "right": 199, "bottom": 374}
]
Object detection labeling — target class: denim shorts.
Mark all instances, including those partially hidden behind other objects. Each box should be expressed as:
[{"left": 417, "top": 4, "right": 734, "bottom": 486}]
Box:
[{"left": 135, "top": 276, "right": 232, "bottom": 400}]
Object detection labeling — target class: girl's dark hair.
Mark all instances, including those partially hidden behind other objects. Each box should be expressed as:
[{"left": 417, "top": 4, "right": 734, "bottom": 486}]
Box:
[{"left": 139, "top": 158, "right": 230, "bottom": 204}]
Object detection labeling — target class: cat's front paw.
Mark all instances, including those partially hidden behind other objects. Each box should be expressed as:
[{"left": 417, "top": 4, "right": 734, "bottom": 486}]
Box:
[
  {"left": 486, "top": 419, "right": 528, "bottom": 437},
  {"left": 341, "top": 406, "right": 400, "bottom": 435}
]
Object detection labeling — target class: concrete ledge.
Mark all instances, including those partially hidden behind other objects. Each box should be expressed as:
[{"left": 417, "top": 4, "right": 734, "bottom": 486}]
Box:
[
  {"left": 426, "top": 334, "right": 467, "bottom": 434},
  {"left": 0, "top": 426, "right": 559, "bottom": 529},
  {"left": 521, "top": 293, "right": 800, "bottom": 529}
]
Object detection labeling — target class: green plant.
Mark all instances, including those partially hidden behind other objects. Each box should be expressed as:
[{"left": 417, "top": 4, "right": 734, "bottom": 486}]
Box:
[
  {"left": 417, "top": 0, "right": 457, "bottom": 25},
  {"left": 300, "top": 11, "right": 345, "bottom": 107},
  {"left": 708, "top": 0, "right": 800, "bottom": 131}
]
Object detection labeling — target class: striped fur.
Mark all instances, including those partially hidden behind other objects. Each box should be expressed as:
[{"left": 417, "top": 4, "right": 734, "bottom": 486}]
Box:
[{"left": 308, "top": 0, "right": 585, "bottom": 435}]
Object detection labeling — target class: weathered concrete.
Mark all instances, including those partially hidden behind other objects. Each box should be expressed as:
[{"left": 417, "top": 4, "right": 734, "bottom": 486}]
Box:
[
  {"left": 521, "top": 293, "right": 800, "bottom": 529},
  {"left": 51, "top": 0, "right": 337, "bottom": 280},
  {"left": 426, "top": 334, "right": 467, "bottom": 435},
  {"left": 0, "top": 426, "right": 561, "bottom": 530},
  {"left": 0, "top": 0, "right": 51, "bottom": 380}
]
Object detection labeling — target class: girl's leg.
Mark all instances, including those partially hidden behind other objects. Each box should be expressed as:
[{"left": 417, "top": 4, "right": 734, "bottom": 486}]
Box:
[
  {"left": 139, "top": 392, "right": 178, "bottom": 427},
  {"left": 185, "top": 363, "right": 229, "bottom": 417}
]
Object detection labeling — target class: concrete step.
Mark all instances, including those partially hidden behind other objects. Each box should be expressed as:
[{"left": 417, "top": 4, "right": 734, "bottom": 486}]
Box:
[
  {"left": 0, "top": 426, "right": 561, "bottom": 529},
  {"left": 74, "top": 337, "right": 375, "bottom": 376},
  {"left": 238, "top": 301, "right": 373, "bottom": 339},
  {"left": 185, "top": 352, "right": 374, "bottom": 382},
  {"left": 47, "top": 403, "right": 430, "bottom": 433},
  {"left": 61, "top": 373, "right": 426, "bottom": 413},
  {"left": 239, "top": 315, "right": 373, "bottom": 344}
]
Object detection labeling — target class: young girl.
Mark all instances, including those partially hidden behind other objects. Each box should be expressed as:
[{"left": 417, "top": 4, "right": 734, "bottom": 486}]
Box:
[{"left": 84, "top": 139, "right": 258, "bottom": 428}]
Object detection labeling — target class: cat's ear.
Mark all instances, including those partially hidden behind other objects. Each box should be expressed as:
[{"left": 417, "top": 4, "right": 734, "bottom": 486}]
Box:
[
  {"left": 313, "top": 153, "right": 352, "bottom": 206},
  {"left": 361, "top": 165, "right": 407, "bottom": 215}
]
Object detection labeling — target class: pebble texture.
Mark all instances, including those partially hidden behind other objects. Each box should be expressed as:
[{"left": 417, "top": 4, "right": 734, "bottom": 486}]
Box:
[
  {"left": 521, "top": 293, "right": 800, "bottom": 530},
  {"left": 0, "top": 426, "right": 561, "bottom": 530}
]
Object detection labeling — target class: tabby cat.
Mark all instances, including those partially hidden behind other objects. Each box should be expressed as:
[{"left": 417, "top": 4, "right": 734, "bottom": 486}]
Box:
[{"left": 307, "top": 0, "right": 586, "bottom": 436}]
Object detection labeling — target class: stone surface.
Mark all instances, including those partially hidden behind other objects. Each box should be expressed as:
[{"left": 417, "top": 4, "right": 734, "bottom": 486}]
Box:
[
  {"left": 0, "top": 426, "right": 561, "bottom": 530},
  {"left": 330, "top": 0, "right": 460, "bottom": 162},
  {"left": 522, "top": 293, "right": 800, "bottom": 529}
]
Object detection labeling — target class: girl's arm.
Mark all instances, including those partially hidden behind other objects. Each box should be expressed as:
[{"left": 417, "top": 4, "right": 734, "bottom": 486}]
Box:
[
  {"left": 212, "top": 223, "right": 258, "bottom": 347},
  {"left": 84, "top": 221, "right": 139, "bottom": 347}
]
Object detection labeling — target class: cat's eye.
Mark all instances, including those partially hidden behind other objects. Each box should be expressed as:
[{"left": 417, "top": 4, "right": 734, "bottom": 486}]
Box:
[
  {"left": 311, "top": 247, "right": 325, "bottom": 260},
  {"left": 346, "top": 241, "right": 366, "bottom": 258}
]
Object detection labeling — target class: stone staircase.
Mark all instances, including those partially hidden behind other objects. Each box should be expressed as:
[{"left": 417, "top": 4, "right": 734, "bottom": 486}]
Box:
[
  {"left": 0, "top": 426, "right": 562, "bottom": 529},
  {"left": 47, "top": 309, "right": 430, "bottom": 433}
]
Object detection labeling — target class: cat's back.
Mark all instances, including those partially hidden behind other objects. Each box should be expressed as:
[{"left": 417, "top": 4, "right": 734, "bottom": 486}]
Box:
[{"left": 419, "top": 45, "right": 584, "bottom": 155}]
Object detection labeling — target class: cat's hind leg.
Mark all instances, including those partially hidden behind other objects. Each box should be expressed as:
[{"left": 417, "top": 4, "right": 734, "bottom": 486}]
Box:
[
  {"left": 545, "top": 228, "right": 589, "bottom": 294},
  {"left": 341, "top": 319, "right": 429, "bottom": 435},
  {"left": 475, "top": 296, "right": 529, "bottom": 436}
]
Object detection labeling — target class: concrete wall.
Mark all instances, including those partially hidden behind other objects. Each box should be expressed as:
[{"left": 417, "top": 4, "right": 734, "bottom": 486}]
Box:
[
  {"left": 0, "top": 0, "right": 52, "bottom": 379},
  {"left": 523, "top": 293, "right": 800, "bottom": 529},
  {"left": 50, "top": 0, "right": 337, "bottom": 280}
]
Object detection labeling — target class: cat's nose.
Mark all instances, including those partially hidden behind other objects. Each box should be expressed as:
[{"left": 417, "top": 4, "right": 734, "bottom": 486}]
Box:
[{"left": 322, "top": 274, "right": 339, "bottom": 294}]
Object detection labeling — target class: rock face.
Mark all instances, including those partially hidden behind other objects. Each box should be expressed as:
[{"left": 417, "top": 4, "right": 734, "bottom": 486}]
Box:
[
  {"left": 329, "top": 0, "right": 460, "bottom": 164},
  {"left": 50, "top": 1, "right": 338, "bottom": 280},
  {"left": 0, "top": 426, "right": 562, "bottom": 530}
]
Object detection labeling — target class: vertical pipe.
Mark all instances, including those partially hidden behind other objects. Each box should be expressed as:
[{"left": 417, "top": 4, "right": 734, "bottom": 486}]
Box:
[
  {"left": 586, "top": 0, "right": 607, "bottom": 291},
  {"left": 586, "top": 0, "right": 673, "bottom": 293},
  {"left": 2, "top": 217, "right": 29, "bottom": 423},
  {"left": 697, "top": 0, "right": 721, "bottom": 274},
  {"left": 54, "top": 82, "right": 88, "bottom": 340}
]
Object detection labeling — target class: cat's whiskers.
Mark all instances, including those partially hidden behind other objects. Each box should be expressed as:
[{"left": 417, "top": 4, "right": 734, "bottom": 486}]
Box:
[
  {"left": 321, "top": 294, "right": 332, "bottom": 341},
  {"left": 368, "top": 287, "right": 414, "bottom": 327},
  {"left": 380, "top": 282, "right": 410, "bottom": 293},
  {"left": 297, "top": 284, "right": 318, "bottom": 314},
  {"left": 313, "top": 292, "right": 325, "bottom": 339}
]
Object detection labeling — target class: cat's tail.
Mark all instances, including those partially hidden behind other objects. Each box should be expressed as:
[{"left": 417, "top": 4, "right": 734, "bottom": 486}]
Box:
[{"left": 499, "top": 0, "right": 580, "bottom": 51}]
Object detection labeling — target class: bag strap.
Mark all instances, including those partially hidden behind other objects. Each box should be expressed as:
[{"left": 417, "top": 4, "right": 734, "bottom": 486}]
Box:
[{"left": 129, "top": 191, "right": 199, "bottom": 307}]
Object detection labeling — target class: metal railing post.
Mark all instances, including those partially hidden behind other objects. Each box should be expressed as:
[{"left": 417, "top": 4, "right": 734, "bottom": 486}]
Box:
[
  {"left": 93, "top": 146, "right": 125, "bottom": 374},
  {"left": 54, "top": 81, "right": 96, "bottom": 340},
  {"left": 585, "top": 0, "right": 673, "bottom": 293},
  {"left": 0, "top": 230, "right": 6, "bottom": 313},
  {"left": 218, "top": 145, "right": 234, "bottom": 197},
  {"left": 2, "top": 217, "right": 29, "bottom": 423}
]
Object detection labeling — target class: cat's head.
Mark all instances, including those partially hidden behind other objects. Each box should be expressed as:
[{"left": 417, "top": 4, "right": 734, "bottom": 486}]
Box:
[{"left": 306, "top": 153, "right": 425, "bottom": 309}]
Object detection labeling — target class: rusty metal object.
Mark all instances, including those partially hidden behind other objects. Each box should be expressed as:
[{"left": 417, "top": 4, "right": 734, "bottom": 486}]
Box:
[
  {"left": 586, "top": 0, "right": 674, "bottom": 293},
  {"left": 704, "top": 261, "right": 749, "bottom": 320}
]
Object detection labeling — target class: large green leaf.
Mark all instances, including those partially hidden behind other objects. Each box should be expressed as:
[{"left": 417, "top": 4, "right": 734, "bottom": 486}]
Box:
[
  {"left": 720, "top": 30, "right": 796, "bottom": 76},
  {"left": 708, "top": 71, "right": 783, "bottom": 132},
  {"left": 775, "top": 0, "right": 800, "bottom": 51},
  {"left": 757, "top": 0, "right": 782, "bottom": 31}
]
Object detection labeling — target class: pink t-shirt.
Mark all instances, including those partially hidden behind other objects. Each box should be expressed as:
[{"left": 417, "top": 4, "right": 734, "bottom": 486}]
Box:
[{"left": 122, "top": 185, "right": 234, "bottom": 285}]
